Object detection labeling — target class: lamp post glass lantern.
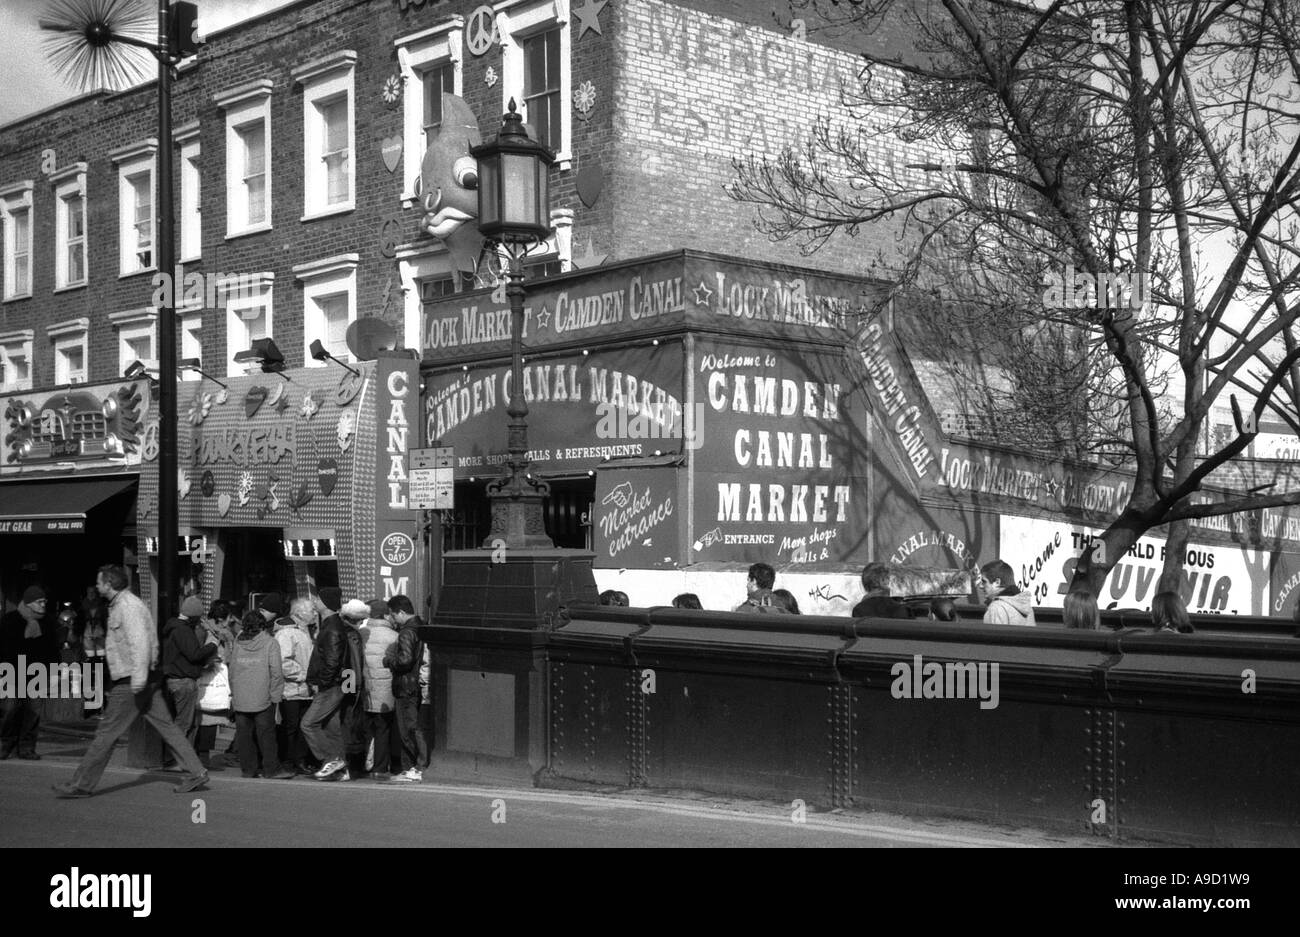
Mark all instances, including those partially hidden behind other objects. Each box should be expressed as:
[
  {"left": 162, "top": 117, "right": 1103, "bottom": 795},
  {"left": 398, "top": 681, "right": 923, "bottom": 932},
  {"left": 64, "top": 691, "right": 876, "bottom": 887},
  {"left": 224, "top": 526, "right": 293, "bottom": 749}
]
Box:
[{"left": 471, "top": 100, "right": 556, "bottom": 550}]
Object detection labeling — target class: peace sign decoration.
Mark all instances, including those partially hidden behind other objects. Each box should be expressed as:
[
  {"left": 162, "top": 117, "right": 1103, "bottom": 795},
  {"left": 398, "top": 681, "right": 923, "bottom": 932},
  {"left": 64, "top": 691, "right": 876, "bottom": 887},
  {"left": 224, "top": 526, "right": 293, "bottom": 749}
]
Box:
[{"left": 466, "top": 6, "right": 498, "bottom": 56}]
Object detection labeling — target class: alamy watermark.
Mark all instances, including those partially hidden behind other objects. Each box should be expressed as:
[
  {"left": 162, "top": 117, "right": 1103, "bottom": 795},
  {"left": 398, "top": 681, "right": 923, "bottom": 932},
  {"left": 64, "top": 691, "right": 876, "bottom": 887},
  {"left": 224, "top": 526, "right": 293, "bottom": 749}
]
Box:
[
  {"left": 0, "top": 657, "right": 104, "bottom": 709},
  {"left": 593, "top": 400, "right": 705, "bottom": 450},
  {"left": 151, "top": 269, "right": 266, "bottom": 309},
  {"left": 1042, "top": 264, "right": 1150, "bottom": 311},
  {"left": 890, "top": 653, "right": 999, "bottom": 710}
]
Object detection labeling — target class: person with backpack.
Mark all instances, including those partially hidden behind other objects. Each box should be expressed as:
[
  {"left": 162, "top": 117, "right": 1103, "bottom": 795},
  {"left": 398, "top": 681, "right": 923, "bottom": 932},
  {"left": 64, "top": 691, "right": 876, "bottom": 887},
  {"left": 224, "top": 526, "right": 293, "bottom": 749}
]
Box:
[
  {"left": 733, "top": 563, "right": 789, "bottom": 614},
  {"left": 385, "top": 595, "right": 427, "bottom": 782}
]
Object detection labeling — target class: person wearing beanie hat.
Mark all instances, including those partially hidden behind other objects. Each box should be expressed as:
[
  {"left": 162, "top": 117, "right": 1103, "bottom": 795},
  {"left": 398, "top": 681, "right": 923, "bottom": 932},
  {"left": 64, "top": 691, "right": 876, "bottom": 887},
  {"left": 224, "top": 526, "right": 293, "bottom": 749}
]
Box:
[
  {"left": 1, "top": 585, "right": 55, "bottom": 759},
  {"left": 257, "top": 592, "right": 285, "bottom": 625},
  {"left": 368, "top": 599, "right": 390, "bottom": 620},
  {"left": 162, "top": 595, "right": 220, "bottom": 758}
]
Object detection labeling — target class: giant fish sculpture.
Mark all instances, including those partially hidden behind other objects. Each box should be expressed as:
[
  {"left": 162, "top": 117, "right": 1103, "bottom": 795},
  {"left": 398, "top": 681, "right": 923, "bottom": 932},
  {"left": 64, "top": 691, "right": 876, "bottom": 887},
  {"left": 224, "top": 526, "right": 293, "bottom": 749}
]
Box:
[{"left": 418, "top": 93, "right": 485, "bottom": 279}]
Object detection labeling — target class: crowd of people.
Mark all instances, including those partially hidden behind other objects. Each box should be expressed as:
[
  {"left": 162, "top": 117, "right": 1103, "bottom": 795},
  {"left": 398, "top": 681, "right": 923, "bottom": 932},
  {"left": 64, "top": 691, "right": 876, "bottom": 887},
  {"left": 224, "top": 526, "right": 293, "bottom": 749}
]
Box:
[
  {"left": 593, "top": 559, "right": 1220, "bottom": 634},
  {"left": 42, "top": 567, "right": 432, "bottom": 798}
]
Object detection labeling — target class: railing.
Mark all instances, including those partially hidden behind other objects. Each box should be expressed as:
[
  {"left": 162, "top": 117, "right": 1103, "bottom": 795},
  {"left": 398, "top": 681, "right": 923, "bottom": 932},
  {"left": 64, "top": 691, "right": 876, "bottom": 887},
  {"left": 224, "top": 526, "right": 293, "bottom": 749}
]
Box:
[{"left": 537, "top": 605, "right": 1300, "bottom": 846}]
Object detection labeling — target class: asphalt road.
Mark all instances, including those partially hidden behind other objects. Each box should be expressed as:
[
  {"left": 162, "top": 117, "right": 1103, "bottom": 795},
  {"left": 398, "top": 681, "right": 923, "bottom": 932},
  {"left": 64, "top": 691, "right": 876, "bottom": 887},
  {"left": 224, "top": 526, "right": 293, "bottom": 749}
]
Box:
[{"left": 0, "top": 754, "right": 1103, "bottom": 848}]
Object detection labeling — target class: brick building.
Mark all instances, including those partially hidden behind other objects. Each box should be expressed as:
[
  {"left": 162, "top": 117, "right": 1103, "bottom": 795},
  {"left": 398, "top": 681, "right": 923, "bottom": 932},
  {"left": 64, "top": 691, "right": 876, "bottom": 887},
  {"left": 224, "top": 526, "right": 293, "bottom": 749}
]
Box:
[{"left": 3, "top": 0, "right": 1298, "bottom": 617}]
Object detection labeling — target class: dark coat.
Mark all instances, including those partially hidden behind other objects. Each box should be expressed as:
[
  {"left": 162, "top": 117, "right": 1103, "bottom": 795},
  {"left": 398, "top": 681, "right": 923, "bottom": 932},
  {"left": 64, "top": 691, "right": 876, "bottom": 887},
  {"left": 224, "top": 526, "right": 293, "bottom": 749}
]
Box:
[
  {"left": 0, "top": 608, "right": 58, "bottom": 666},
  {"left": 306, "top": 613, "right": 347, "bottom": 690},
  {"left": 384, "top": 616, "right": 426, "bottom": 700},
  {"left": 851, "top": 595, "right": 914, "bottom": 620},
  {"left": 162, "top": 617, "right": 218, "bottom": 679}
]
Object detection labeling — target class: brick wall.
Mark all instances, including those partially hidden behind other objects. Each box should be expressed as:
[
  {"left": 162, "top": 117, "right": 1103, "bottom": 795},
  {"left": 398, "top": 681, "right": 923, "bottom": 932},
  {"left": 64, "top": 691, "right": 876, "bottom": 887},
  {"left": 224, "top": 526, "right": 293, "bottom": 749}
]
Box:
[{"left": 0, "top": 0, "right": 947, "bottom": 391}]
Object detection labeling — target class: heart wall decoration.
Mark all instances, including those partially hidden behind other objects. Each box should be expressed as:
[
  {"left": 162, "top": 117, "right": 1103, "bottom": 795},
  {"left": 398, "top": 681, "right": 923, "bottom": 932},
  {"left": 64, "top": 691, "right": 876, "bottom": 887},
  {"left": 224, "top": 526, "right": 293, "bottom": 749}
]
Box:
[
  {"left": 576, "top": 164, "right": 603, "bottom": 207},
  {"left": 318, "top": 458, "right": 338, "bottom": 497},
  {"left": 381, "top": 136, "right": 403, "bottom": 173},
  {"left": 245, "top": 386, "right": 269, "bottom": 419}
]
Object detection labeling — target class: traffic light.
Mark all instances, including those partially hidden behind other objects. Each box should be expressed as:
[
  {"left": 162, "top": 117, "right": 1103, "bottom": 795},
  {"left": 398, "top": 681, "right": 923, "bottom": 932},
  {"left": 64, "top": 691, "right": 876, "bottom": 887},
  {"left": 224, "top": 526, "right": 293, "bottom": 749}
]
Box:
[{"left": 167, "top": 1, "right": 203, "bottom": 59}]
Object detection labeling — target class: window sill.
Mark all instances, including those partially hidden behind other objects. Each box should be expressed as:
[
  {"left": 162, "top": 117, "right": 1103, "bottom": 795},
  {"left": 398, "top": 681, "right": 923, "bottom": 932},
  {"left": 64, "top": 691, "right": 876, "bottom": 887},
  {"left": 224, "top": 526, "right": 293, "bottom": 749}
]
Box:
[
  {"left": 118, "top": 266, "right": 158, "bottom": 280},
  {"left": 225, "top": 223, "right": 273, "bottom": 241},
  {"left": 301, "top": 203, "right": 355, "bottom": 223},
  {"left": 54, "top": 282, "right": 87, "bottom": 294},
  {"left": 180, "top": 254, "right": 201, "bottom": 265},
  {"left": 0, "top": 384, "right": 34, "bottom": 392},
  {"left": 2, "top": 292, "right": 32, "bottom": 303}
]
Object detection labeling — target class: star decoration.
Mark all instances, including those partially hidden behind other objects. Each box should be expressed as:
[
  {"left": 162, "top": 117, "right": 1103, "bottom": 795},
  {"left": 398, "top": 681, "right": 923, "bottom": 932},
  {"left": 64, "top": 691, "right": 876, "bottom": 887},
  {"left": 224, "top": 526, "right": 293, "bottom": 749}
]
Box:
[
  {"left": 1043, "top": 476, "right": 1061, "bottom": 500},
  {"left": 300, "top": 392, "right": 321, "bottom": 420},
  {"left": 534, "top": 304, "right": 552, "bottom": 330},
  {"left": 573, "top": 0, "right": 607, "bottom": 38},
  {"left": 692, "top": 281, "right": 714, "bottom": 307},
  {"left": 571, "top": 237, "right": 608, "bottom": 269}
]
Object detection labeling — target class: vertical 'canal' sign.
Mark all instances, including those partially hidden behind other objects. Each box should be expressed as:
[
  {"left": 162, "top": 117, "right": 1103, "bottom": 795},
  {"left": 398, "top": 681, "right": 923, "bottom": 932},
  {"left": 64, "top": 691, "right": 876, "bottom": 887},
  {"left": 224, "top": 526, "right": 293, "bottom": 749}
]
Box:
[{"left": 375, "top": 354, "right": 422, "bottom": 602}]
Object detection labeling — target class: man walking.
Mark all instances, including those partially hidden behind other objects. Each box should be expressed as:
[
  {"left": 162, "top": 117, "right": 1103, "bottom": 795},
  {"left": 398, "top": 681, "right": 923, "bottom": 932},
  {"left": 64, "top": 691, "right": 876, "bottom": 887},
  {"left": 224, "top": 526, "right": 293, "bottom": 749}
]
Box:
[
  {"left": 1, "top": 586, "right": 57, "bottom": 760},
  {"left": 301, "top": 587, "right": 352, "bottom": 781},
  {"left": 52, "top": 566, "right": 208, "bottom": 798}
]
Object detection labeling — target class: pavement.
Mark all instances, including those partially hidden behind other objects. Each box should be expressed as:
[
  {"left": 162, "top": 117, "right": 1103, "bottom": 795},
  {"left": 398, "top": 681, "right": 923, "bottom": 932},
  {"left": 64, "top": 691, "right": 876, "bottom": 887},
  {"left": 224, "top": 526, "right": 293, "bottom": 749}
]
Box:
[{"left": 3, "top": 717, "right": 1120, "bottom": 848}]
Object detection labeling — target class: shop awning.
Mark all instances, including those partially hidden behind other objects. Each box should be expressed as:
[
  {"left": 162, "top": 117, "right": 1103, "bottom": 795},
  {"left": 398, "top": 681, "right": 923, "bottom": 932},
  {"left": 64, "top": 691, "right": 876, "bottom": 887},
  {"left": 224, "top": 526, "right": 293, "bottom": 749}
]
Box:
[{"left": 0, "top": 476, "right": 136, "bottom": 535}]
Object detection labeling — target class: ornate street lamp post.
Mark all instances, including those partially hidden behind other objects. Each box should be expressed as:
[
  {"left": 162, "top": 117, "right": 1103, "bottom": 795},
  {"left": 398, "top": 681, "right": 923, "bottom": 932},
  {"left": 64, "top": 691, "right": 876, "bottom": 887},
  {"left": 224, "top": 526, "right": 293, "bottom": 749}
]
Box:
[
  {"left": 42, "top": 1, "right": 202, "bottom": 628},
  {"left": 471, "top": 100, "right": 556, "bottom": 550}
]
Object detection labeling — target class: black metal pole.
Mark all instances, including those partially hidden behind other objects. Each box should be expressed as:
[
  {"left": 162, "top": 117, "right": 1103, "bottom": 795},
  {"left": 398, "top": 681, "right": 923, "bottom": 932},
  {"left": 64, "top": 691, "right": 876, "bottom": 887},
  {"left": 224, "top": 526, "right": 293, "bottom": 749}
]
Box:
[
  {"left": 504, "top": 254, "right": 528, "bottom": 480},
  {"left": 156, "top": 0, "right": 177, "bottom": 627}
]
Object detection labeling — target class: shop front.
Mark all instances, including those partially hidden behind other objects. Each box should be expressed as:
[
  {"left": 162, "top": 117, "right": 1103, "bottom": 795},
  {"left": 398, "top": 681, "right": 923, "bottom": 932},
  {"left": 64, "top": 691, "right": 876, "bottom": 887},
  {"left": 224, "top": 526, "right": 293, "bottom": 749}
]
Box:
[
  {"left": 422, "top": 249, "right": 1300, "bottom": 618},
  {"left": 137, "top": 354, "right": 423, "bottom": 615},
  {"left": 0, "top": 378, "right": 149, "bottom": 613}
]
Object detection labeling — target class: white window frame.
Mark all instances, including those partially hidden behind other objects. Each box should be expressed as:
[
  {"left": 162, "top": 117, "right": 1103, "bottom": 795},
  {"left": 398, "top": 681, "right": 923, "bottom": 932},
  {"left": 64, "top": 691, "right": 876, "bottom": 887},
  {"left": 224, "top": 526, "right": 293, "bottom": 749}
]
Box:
[
  {"left": 0, "top": 328, "right": 34, "bottom": 391},
  {"left": 215, "top": 79, "right": 273, "bottom": 239},
  {"left": 48, "top": 317, "right": 90, "bottom": 385},
  {"left": 180, "top": 302, "right": 203, "bottom": 380},
  {"left": 496, "top": 0, "right": 571, "bottom": 169},
  {"left": 221, "top": 272, "right": 274, "bottom": 376},
  {"left": 51, "top": 164, "right": 88, "bottom": 290},
  {"left": 293, "top": 52, "right": 357, "bottom": 220},
  {"left": 395, "top": 20, "right": 464, "bottom": 202},
  {"left": 110, "top": 308, "right": 158, "bottom": 375},
  {"left": 176, "top": 122, "right": 202, "bottom": 262},
  {"left": 294, "top": 254, "right": 359, "bottom": 366},
  {"left": 1, "top": 180, "right": 34, "bottom": 301},
  {"left": 111, "top": 140, "right": 158, "bottom": 278}
]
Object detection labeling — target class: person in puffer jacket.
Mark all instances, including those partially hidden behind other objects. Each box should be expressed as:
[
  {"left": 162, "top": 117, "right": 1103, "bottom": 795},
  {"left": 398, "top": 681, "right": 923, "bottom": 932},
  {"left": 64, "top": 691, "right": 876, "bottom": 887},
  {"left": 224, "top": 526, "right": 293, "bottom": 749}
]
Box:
[
  {"left": 274, "top": 598, "right": 317, "bottom": 774},
  {"left": 230, "top": 611, "right": 290, "bottom": 779},
  {"left": 979, "top": 560, "right": 1037, "bottom": 626},
  {"left": 361, "top": 599, "right": 399, "bottom": 777}
]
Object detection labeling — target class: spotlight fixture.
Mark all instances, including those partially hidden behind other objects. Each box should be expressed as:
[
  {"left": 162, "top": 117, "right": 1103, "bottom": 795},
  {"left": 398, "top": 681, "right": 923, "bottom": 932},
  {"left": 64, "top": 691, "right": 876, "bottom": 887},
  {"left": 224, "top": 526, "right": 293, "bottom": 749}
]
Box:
[
  {"left": 178, "top": 357, "right": 228, "bottom": 388},
  {"left": 233, "top": 337, "right": 291, "bottom": 381},
  {"left": 308, "top": 339, "right": 360, "bottom": 377}
]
